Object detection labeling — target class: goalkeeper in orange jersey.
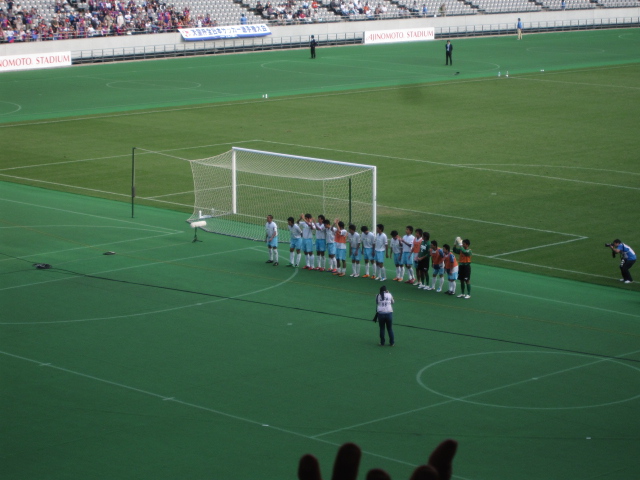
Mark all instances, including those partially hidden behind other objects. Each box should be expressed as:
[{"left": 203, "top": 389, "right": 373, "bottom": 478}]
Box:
[{"left": 453, "top": 237, "right": 472, "bottom": 299}]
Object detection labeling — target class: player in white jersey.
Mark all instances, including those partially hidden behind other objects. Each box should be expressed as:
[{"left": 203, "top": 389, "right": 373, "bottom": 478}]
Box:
[
  {"left": 360, "top": 225, "right": 375, "bottom": 278},
  {"left": 374, "top": 224, "right": 388, "bottom": 281},
  {"left": 314, "top": 214, "right": 327, "bottom": 270},
  {"left": 287, "top": 216, "right": 303, "bottom": 267},
  {"left": 299, "top": 213, "right": 316, "bottom": 270},
  {"left": 323, "top": 218, "right": 338, "bottom": 273},
  {"left": 401, "top": 225, "right": 416, "bottom": 284},
  {"left": 390, "top": 230, "right": 404, "bottom": 281},
  {"left": 265, "top": 214, "right": 279, "bottom": 266},
  {"left": 347, "top": 224, "right": 361, "bottom": 277}
]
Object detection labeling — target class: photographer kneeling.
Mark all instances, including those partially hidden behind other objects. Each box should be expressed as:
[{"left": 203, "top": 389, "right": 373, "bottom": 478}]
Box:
[{"left": 606, "top": 239, "right": 636, "bottom": 284}]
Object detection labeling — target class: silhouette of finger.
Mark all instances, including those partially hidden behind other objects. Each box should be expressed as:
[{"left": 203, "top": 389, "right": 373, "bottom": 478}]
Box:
[
  {"left": 409, "top": 465, "right": 440, "bottom": 480},
  {"left": 332, "top": 442, "right": 362, "bottom": 480},
  {"left": 298, "top": 454, "right": 322, "bottom": 480},
  {"left": 426, "top": 440, "right": 458, "bottom": 480},
  {"left": 365, "top": 468, "right": 392, "bottom": 480}
]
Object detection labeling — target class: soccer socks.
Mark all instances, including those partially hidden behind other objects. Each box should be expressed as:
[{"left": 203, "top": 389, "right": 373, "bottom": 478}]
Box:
[
  {"left": 290, "top": 251, "right": 295, "bottom": 264},
  {"left": 274, "top": 250, "right": 278, "bottom": 263},
  {"left": 296, "top": 252, "right": 302, "bottom": 266},
  {"left": 460, "top": 282, "right": 466, "bottom": 294}
]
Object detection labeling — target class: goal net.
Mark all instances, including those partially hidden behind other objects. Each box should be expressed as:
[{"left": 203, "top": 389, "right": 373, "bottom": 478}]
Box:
[{"left": 187, "top": 147, "right": 376, "bottom": 242}]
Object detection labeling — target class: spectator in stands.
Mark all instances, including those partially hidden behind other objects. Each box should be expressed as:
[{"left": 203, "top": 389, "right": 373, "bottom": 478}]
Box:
[
  {"left": 561, "top": 0, "right": 566, "bottom": 9},
  {"left": 439, "top": 2, "right": 445, "bottom": 16},
  {"left": 240, "top": 12, "right": 247, "bottom": 24},
  {"left": 421, "top": 4, "right": 428, "bottom": 16}
]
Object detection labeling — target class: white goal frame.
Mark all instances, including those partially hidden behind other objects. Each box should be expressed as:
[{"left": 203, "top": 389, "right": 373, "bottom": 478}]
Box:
[{"left": 187, "top": 147, "right": 377, "bottom": 241}]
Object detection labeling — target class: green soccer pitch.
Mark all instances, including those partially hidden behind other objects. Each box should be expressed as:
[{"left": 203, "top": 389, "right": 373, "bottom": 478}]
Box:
[
  {"left": 1, "top": 28, "right": 638, "bottom": 288},
  {"left": 1, "top": 28, "right": 639, "bottom": 480}
]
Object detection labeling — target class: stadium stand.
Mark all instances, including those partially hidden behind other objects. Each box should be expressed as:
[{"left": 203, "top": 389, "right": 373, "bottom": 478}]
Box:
[{"left": 0, "top": 0, "right": 637, "bottom": 43}]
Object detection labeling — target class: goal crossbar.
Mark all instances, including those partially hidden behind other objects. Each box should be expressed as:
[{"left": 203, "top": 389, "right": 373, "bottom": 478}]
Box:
[{"left": 187, "top": 147, "right": 377, "bottom": 242}]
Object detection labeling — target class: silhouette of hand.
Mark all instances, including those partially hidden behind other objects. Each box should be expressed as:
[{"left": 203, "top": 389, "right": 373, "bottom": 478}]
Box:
[{"left": 298, "top": 439, "right": 458, "bottom": 480}]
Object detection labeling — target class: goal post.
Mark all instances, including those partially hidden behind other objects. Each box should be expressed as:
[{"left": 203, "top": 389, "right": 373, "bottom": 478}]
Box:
[{"left": 187, "top": 147, "right": 377, "bottom": 242}]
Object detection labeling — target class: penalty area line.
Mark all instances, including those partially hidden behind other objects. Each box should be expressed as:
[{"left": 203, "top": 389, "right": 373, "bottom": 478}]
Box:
[{"left": 489, "top": 236, "right": 587, "bottom": 258}]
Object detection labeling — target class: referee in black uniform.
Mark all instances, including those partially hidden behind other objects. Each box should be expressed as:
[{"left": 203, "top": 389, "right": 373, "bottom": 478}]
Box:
[{"left": 310, "top": 35, "right": 318, "bottom": 59}]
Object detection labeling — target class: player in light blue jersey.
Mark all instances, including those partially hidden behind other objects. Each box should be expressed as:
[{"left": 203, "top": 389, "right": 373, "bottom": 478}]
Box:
[
  {"left": 287, "top": 216, "right": 302, "bottom": 267},
  {"left": 390, "top": 230, "right": 403, "bottom": 281},
  {"left": 348, "top": 224, "right": 361, "bottom": 277},
  {"left": 360, "top": 225, "right": 375, "bottom": 278},
  {"left": 314, "top": 214, "right": 327, "bottom": 271},
  {"left": 374, "top": 224, "right": 388, "bottom": 282},
  {"left": 299, "top": 213, "right": 316, "bottom": 270}
]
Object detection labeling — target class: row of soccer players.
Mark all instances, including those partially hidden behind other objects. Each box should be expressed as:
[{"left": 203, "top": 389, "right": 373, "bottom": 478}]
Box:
[{"left": 265, "top": 214, "right": 472, "bottom": 298}]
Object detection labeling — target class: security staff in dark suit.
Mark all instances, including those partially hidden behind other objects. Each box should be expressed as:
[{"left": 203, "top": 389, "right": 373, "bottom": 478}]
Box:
[
  {"left": 310, "top": 35, "right": 318, "bottom": 59},
  {"left": 445, "top": 40, "right": 453, "bottom": 65}
]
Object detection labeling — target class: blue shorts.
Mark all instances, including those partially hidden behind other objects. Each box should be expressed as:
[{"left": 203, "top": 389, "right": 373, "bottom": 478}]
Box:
[
  {"left": 402, "top": 252, "right": 414, "bottom": 266},
  {"left": 350, "top": 250, "right": 361, "bottom": 261},
  {"left": 302, "top": 238, "right": 314, "bottom": 253},
  {"left": 447, "top": 270, "right": 458, "bottom": 281},
  {"left": 363, "top": 247, "right": 374, "bottom": 261},
  {"left": 327, "top": 243, "right": 336, "bottom": 256},
  {"left": 432, "top": 265, "right": 444, "bottom": 276},
  {"left": 336, "top": 248, "right": 347, "bottom": 261},
  {"left": 375, "top": 250, "right": 385, "bottom": 264},
  {"left": 316, "top": 239, "right": 326, "bottom": 252},
  {"left": 267, "top": 236, "right": 278, "bottom": 248},
  {"left": 290, "top": 237, "right": 302, "bottom": 250},
  {"left": 393, "top": 253, "right": 402, "bottom": 266}
]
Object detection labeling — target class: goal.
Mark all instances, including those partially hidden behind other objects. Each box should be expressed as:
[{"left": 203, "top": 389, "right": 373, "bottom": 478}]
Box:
[{"left": 187, "top": 147, "right": 376, "bottom": 242}]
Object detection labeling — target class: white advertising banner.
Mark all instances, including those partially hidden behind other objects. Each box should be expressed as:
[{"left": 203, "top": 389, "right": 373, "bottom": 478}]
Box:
[
  {"left": 179, "top": 24, "right": 271, "bottom": 41},
  {"left": 0, "top": 51, "right": 72, "bottom": 72},
  {"left": 364, "top": 27, "right": 435, "bottom": 45}
]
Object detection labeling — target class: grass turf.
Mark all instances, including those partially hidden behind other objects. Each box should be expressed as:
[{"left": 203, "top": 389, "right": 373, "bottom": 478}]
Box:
[
  {"left": 1, "top": 181, "right": 640, "bottom": 479},
  {"left": 1, "top": 28, "right": 640, "bottom": 479}
]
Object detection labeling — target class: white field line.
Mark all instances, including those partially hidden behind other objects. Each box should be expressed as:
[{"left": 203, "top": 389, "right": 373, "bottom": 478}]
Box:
[
  {"left": 0, "top": 74, "right": 530, "bottom": 129},
  {"left": 0, "top": 245, "right": 250, "bottom": 293},
  {"left": 489, "top": 237, "right": 587, "bottom": 258},
  {"left": 457, "top": 164, "right": 640, "bottom": 176},
  {"left": 473, "top": 285, "right": 640, "bottom": 320},
  {"left": 0, "top": 349, "right": 424, "bottom": 472},
  {"left": 474, "top": 254, "right": 615, "bottom": 280},
  {"left": 514, "top": 75, "right": 640, "bottom": 91},
  {"left": 0, "top": 230, "right": 180, "bottom": 265},
  {"left": 0, "top": 196, "right": 180, "bottom": 234},
  {"left": 259, "top": 141, "right": 640, "bottom": 191},
  {"left": 0, "top": 173, "right": 130, "bottom": 197},
  {"left": 0, "top": 140, "right": 257, "bottom": 172},
  {"left": 313, "top": 348, "right": 640, "bottom": 439},
  {"left": 380, "top": 204, "right": 583, "bottom": 238}
]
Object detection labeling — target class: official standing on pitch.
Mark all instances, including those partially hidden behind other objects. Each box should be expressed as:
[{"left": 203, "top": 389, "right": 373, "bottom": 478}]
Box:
[
  {"left": 375, "top": 285, "right": 395, "bottom": 346},
  {"left": 516, "top": 18, "right": 523, "bottom": 40},
  {"left": 445, "top": 40, "right": 453, "bottom": 65},
  {"left": 310, "top": 35, "right": 318, "bottom": 59},
  {"left": 608, "top": 239, "right": 636, "bottom": 283}
]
